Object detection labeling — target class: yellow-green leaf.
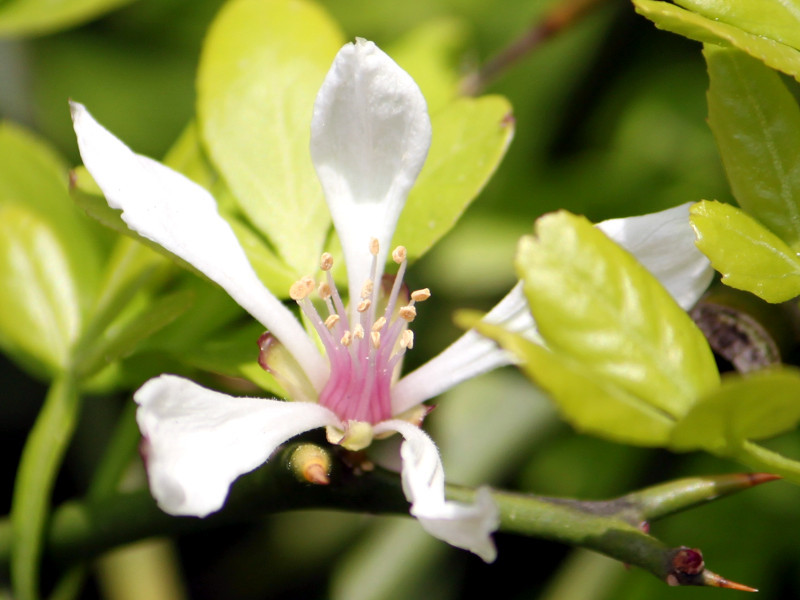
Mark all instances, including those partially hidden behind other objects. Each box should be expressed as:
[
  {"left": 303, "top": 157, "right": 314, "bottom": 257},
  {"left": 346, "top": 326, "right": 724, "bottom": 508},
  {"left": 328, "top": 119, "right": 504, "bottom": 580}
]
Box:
[
  {"left": 198, "top": 0, "right": 345, "bottom": 275},
  {"left": 671, "top": 368, "right": 800, "bottom": 452},
  {"left": 517, "top": 211, "right": 718, "bottom": 418},
  {"left": 0, "top": 0, "right": 131, "bottom": 37},
  {"left": 633, "top": 0, "right": 800, "bottom": 82},
  {"left": 705, "top": 45, "right": 800, "bottom": 246},
  {"left": 691, "top": 200, "right": 800, "bottom": 302},
  {"left": 475, "top": 321, "right": 674, "bottom": 446},
  {"left": 394, "top": 95, "right": 514, "bottom": 263}
]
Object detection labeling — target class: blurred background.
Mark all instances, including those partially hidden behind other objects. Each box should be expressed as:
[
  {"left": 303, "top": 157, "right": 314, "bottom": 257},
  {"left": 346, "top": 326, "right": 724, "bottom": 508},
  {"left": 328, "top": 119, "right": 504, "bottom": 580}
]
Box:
[{"left": 3, "top": 0, "right": 800, "bottom": 598}]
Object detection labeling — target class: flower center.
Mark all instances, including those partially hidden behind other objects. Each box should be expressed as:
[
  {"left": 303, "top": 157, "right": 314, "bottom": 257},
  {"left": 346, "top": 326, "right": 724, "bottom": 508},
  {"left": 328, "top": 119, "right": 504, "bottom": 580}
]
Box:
[{"left": 290, "top": 239, "right": 429, "bottom": 424}]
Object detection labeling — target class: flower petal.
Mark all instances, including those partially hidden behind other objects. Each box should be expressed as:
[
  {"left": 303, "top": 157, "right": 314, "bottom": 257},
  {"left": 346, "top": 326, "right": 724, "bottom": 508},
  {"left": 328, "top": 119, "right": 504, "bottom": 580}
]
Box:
[
  {"left": 391, "top": 282, "right": 537, "bottom": 414},
  {"left": 135, "top": 374, "right": 340, "bottom": 517},
  {"left": 597, "top": 202, "right": 713, "bottom": 310},
  {"left": 71, "top": 103, "right": 328, "bottom": 387},
  {"left": 310, "top": 39, "right": 432, "bottom": 297},
  {"left": 374, "top": 419, "right": 499, "bottom": 562}
]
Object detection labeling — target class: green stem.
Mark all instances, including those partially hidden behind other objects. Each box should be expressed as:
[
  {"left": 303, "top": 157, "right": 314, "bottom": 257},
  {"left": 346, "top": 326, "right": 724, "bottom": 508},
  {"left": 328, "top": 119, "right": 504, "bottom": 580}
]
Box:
[
  {"left": 0, "top": 463, "right": 770, "bottom": 590},
  {"left": 47, "top": 401, "right": 143, "bottom": 600},
  {"left": 10, "top": 373, "right": 81, "bottom": 600}
]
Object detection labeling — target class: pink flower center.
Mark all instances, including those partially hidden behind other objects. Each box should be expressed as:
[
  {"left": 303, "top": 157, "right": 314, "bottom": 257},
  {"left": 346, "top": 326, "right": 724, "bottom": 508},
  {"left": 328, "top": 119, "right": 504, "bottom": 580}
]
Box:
[{"left": 291, "top": 240, "right": 429, "bottom": 424}]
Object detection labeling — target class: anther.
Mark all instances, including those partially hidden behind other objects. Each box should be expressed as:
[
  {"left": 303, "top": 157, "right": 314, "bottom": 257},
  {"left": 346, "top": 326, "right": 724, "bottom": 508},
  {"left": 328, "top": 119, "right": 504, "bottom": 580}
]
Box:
[
  {"left": 324, "top": 314, "right": 340, "bottom": 329},
  {"left": 361, "top": 279, "right": 374, "bottom": 299},
  {"left": 411, "top": 288, "right": 431, "bottom": 302},
  {"left": 369, "top": 238, "right": 380, "bottom": 256},
  {"left": 290, "top": 276, "right": 315, "bottom": 300},
  {"left": 370, "top": 331, "right": 381, "bottom": 348},
  {"left": 353, "top": 324, "right": 365, "bottom": 339},
  {"left": 318, "top": 281, "right": 332, "bottom": 300},
  {"left": 320, "top": 252, "right": 334, "bottom": 271},
  {"left": 401, "top": 330, "right": 414, "bottom": 349},
  {"left": 399, "top": 305, "right": 417, "bottom": 322},
  {"left": 357, "top": 299, "right": 371, "bottom": 313},
  {"left": 341, "top": 331, "right": 353, "bottom": 346},
  {"left": 392, "top": 246, "right": 407, "bottom": 264},
  {"left": 372, "top": 316, "right": 386, "bottom": 332}
]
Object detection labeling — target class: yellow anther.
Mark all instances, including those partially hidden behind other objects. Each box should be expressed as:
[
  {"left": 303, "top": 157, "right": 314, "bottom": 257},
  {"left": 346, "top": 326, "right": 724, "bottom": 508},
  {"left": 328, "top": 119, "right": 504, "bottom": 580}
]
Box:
[
  {"left": 399, "top": 305, "right": 417, "bottom": 322},
  {"left": 372, "top": 316, "right": 386, "bottom": 332},
  {"left": 411, "top": 288, "right": 431, "bottom": 302},
  {"left": 370, "top": 331, "right": 381, "bottom": 348},
  {"left": 361, "top": 279, "right": 374, "bottom": 299},
  {"left": 290, "top": 276, "right": 315, "bottom": 300},
  {"left": 401, "top": 330, "right": 414, "bottom": 349},
  {"left": 357, "top": 299, "right": 371, "bottom": 313},
  {"left": 320, "top": 252, "right": 334, "bottom": 271},
  {"left": 392, "top": 246, "right": 407, "bottom": 264},
  {"left": 341, "top": 331, "right": 353, "bottom": 346},
  {"left": 369, "top": 238, "right": 380, "bottom": 256},
  {"left": 353, "top": 324, "right": 365, "bottom": 339},
  {"left": 324, "top": 314, "right": 340, "bottom": 329},
  {"left": 318, "top": 281, "right": 332, "bottom": 300}
]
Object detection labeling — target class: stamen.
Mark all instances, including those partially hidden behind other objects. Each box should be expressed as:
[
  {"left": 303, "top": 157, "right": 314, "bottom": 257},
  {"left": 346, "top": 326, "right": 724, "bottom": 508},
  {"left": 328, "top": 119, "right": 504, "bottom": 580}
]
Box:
[
  {"left": 401, "top": 330, "right": 414, "bottom": 349},
  {"left": 341, "top": 331, "right": 353, "bottom": 346},
  {"left": 289, "top": 276, "right": 315, "bottom": 300},
  {"left": 392, "top": 246, "right": 407, "bottom": 264},
  {"left": 324, "top": 315, "right": 340, "bottom": 329},
  {"left": 372, "top": 316, "right": 386, "bottom": 332},
  {"left": 369, "top": 238, "right": 380, "bottom": 256},
  {"left": 318, "top": 282, "right": 332, "bottom": 300},
  {"left": 357, "top": 299, "right": 371, "bottom": 313},
  {"left": 411, "top": 288, "right": 431, "bottom": 302},
  {"left": 353, "top": 324, "right": 365, "bottom": 339},
  {"left": 361, "top": 279, "right": 374, "bottom": 299},
  {"left": 370, "top": 331, "right": 381, "bottom": 348},
  {"left": 399, "top": 305, "right": 417, "bottom": 322},
  {"left": 320, "top": 252, "right": 334, "bottom": 271}
]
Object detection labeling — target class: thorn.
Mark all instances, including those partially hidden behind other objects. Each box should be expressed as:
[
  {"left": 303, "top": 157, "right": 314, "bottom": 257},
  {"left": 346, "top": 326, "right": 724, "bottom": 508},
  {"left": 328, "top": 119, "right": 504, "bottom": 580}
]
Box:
[
  {"left": 288, "top": 444, "right": 332, "bottom": 485},
  {"left": 702, "top": 570, "right": 758, "bottom": 592},
  {"left": 668, "top": 548, "right": 758, "bottom": 591},
  {"left": 303, "top": 463, "right": 330, "bottom": 485},
  {"left": 743, "top": 472, "right": 781, "bottom": 486}
]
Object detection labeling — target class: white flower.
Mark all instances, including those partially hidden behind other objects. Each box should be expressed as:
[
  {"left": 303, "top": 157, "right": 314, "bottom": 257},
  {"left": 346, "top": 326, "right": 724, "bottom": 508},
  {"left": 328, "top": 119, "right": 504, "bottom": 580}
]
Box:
[{"left": 71, "top": 38, "right": 713, "bottom": 564}]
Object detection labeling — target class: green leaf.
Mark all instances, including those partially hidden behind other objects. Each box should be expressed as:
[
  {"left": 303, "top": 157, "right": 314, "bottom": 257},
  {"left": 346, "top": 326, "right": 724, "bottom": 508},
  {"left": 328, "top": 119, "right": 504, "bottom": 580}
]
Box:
[
  {"left": 633, "top": 0, "right": 800, "bottom": 82},
  {"left": 183, "top": 321, "right": 286, "bottom": 397},
  {"left": 517, "top": 211, "right": 719, "bottom": 418},
  {"left": 228, "top": 218, "right": 298, "bottom": 298},
  {"left": 0, "top": 0, "right": 132, "bottom": 37},
  {"left": 674, "top": 0, "right": 800, "bottom": 51},
  {"left": 690, "top": 200, "right": 800, "bottom": 302},
  {"left": 393, "top": 95, "right": 514, "bottom": 263},
  {"left": 198, "top": 0, "right": 345, "bottom": 275},
  {"left": 0, "top": 205, "right": 83, "bottom": 375},
  {"left": 388, "top": 18, "right": 470, "bottom": 115},
  {"left": 163, "top": 123, "right": 299, "bottom": 297},
  {"left": 705, "top": 45, "right": 800, "bottom": 246},
  {"left": 10, "top": 373, "right": 80, "bottom": 600},
  {"left": 671, "top": 368, "right": 800, "bottom": 453},
  {"left": 473, "top": 321, "right": 674, "bottom": 446},
  {"left": 0, "top": 122, "right": 104, "bottom": 312},
  {"left": 75, "top": 289, "right": 195, "bottom": 379}
]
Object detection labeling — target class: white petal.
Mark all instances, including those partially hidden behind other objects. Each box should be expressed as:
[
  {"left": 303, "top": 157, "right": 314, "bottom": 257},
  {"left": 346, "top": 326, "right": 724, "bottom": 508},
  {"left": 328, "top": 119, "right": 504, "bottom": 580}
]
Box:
[
  {"left": 71, "top": 103, "right": 328, "bottom": 388},
  {"left": 310, "top": 39, "right": 431, "bottom": 298},
  {"left": 596, "top": 202, "right": 713, "bottom": 310},
  {"left": 392, "top": 282, "right": 539, "bottom": 414},
  {"left": 135, "top": 374, "right": 340, "bottom": 517},
  {"left": 374, "top": 420, "right": 499, "bottom": 562}
]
